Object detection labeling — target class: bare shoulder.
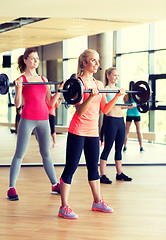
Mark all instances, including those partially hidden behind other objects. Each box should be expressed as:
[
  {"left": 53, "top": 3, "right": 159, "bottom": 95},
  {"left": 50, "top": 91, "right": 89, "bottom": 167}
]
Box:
[{"left": 15, "top": 76, "right": 23, "bottom": 83}]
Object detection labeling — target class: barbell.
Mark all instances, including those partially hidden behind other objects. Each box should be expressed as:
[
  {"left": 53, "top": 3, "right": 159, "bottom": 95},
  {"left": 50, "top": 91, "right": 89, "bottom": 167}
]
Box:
[
  {"left": 115, "top": 102, "right": 150, "bottom": 113},
  {"left": 0, "top": 73, "right": 151, "bottom": 105},
  {"left": 0, "top": 73, "right": 62, "bottom": 95},
  {"left": 58, "top": 77, "right": 151, "bottom": 105}
]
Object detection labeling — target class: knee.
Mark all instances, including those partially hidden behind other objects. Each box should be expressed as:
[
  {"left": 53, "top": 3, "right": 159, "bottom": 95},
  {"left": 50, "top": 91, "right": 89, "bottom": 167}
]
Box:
[
  {"left": 88, "top": 172, "right": 100, "bottom": 181},
  {"left": 40, "top": 148, "right": 50, "bottom": 159},
  {"left": 115, "top": 152, "right": 122, "bottom": 160},
  {"left": 61, "top": 173, "right": 72, "bottom": 184},
  {"left": 87, "top": 166, "right": 100, "bottom": 181},
  {"left": 100, "top": 150, "right": 109, "bottom": 160},
  {"left": 61, "top": 165, "right": 77, "bottom": 184},
  {"left": 14, "top": 152, "right": 24, "bottom": 161}
]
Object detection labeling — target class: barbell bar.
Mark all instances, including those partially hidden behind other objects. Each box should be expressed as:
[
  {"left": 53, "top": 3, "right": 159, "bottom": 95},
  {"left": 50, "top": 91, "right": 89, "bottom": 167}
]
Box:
[
  {"left": 58, "top": 78, "right": 151, "bottom": 105},
  {"left": 115, "top": 102, "right": 150, "bottom": 113},
  {"left": 0, "top": 73, "right": 62, "bottom": 95},
  {"left": 0, "top": 73, "right": 151, "bottom": 105}
]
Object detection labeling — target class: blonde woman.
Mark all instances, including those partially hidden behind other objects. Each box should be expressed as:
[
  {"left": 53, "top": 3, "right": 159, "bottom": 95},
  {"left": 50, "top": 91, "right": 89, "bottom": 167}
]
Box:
[{"left": 58, "top": 50, "right": 125, "bottom": 219}]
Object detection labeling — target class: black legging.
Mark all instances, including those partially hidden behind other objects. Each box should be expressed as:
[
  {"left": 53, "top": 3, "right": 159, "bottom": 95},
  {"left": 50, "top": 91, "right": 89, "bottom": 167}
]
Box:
[
  {"left": 61, "top": 132, "right": 100, "bottom": 184},
  {"left": 100, "top": 116, "right": 125, "bottom": 161},
  {"left": 49, "top": 114, "right": 56, "bottom": 135},
  {"left": 100, "top": 114, "right": 106, "bottom": 143}
]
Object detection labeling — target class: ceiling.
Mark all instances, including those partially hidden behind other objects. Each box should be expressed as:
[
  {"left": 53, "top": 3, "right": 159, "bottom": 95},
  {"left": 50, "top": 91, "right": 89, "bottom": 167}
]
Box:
[{"left": 0, "top": 0, "right": 166, "bottom": 54}]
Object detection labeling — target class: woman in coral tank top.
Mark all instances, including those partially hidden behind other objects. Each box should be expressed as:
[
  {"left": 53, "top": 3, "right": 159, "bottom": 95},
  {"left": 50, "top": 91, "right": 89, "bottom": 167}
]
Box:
[
  {"left": 58, "top": 49, "right": 125, "bottom": 219},
  {"left": 7, "top": 49, "right": 64, "bottom": 201}
]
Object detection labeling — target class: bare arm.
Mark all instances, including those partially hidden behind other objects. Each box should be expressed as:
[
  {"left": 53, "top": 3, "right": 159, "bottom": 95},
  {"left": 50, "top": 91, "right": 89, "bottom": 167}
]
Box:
[
  {"left": 102, "top": 93, "right": 125, "bottom": 114},
  {"left": 45, "top": 78, "right": 64, "bottom": 107},
  {"left": 14, "top": 76, "right": 23, "bottom": 108},
  {"left": 75, "top": 88, "right": 99, "bottom": 116},
  {"left": 55, "top": 97, "right": 63, "bottom": 108},
  {"left": 122, "top": 94, "right": 136, "bottom": 109},
  {"left": 99, "top": 81, "right": 125, "bottom": 114}
]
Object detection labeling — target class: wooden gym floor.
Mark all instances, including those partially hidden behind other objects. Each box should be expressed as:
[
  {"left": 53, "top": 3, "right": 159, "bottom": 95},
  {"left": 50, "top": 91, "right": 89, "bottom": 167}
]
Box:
[{"left": 0, "top": 126, "right": 166, "bottom": 240}]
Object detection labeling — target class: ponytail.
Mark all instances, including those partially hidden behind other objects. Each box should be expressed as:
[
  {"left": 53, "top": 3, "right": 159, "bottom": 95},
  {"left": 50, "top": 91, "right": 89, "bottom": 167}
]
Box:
[{"left": 17, "top": 48, "right": 37, "bottom": 73}]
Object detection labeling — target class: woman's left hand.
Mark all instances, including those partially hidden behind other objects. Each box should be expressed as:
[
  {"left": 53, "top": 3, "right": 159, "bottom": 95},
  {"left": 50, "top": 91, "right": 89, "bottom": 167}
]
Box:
[
  {"left": 117, "top": 88, "right": 125, "bottom": 97},
  {"left": 89, "top": 88, "right": 99, "bottom": 97},
  {"left": 58, "top": 81, "right": 64, "bottom": 90}
]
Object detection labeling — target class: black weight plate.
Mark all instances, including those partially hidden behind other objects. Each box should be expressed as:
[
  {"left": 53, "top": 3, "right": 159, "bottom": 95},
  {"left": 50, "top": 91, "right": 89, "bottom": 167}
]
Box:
[
  {"left": 63, "top": 78, "right": 83, "bottom": 104},
  {"left": 137, "top": 102, "right": 149, "bottom": 113},
  {"left": 0, "top": 73, "right": 9, "bottom": 95},
  {"left": 132, "top": 80, "right": 150, "bottom": 104}
]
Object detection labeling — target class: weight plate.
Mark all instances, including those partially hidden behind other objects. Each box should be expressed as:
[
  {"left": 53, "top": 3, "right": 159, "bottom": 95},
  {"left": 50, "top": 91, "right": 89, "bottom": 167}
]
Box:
[
  {"left": 63, "top": 78, "right": 83, "bottom": 104},
  {"left": 0, "top": 74, "right": 9, "bottom": 95},
  {"left": 132, "top": 80, "right": 150, "bottom": 104}
]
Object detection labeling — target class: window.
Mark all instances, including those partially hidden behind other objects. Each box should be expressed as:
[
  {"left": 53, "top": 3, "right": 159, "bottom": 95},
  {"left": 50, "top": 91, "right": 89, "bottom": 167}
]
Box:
[
  {"left": 0, "top": 48, "right": 25, "bottom": 124},
  {"left": 117, "top": 24, "right": 149, "bottom": 53},
  {"left": 116, "top": 21, "right": 166, "bottom": 143},
  {"left": 156, "top": 79, "right": 166, "bottom": 106},
  {"left": 155, "top": 50, "right": 166, "bottom": 74},
  {"left": 154, "top": 20, "right": 166, "bottom": 50},
  {"left": 63, "top": 36, "right": 88, "bottom": 125},
  {"left": 120, "top": 53, "right": 149, "bottom": 89}
]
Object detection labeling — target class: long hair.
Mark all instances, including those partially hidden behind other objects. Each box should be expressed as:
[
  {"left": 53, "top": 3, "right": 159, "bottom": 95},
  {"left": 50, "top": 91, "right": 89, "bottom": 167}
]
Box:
[
  {"left": 104, "top": 67, "right": 117, "bottom": 86},
  {"left": 77, "top": 49, "right": 98, "bottom": 77},
  {"left": 17, "top": 49, "right": 37, "bottom": 73},
  {"left": 128, "top": 81, "right": 135, "bottom": 103}
]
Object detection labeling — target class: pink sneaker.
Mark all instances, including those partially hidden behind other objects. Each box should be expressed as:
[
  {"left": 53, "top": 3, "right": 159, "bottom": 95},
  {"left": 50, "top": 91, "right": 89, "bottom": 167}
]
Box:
[
  {"left": 92, "top": 198, "right": 113, "bottom": 213},
  {"left": 53, "top": 143, "right": 59, "bottom": 148},
  {"left": 58, "top": 205, "right": 78, "bottom": 219},
  {"left": 7, "top": 187, "right": 19, "bottom": 201},
  {"left": 100, "top": 142, "right": 105, "bottom": 147},
  {"left": 52, "top": 183, "right": 60, "bottom": 195}
]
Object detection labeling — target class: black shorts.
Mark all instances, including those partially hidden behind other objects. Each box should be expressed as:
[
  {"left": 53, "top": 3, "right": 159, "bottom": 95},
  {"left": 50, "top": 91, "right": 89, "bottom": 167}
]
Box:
[{"left": 126, "top": 116, "right": 140, "bottom": 122}]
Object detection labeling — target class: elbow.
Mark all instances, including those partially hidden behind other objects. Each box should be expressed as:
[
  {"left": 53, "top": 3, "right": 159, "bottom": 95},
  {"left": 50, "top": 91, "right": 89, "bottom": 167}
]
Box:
[
  {"left": 103, "top": 109, "right": 109, "bottom": 115},
  {"left": 76, "top": 111, "right": 82, "bottom": 116},
  {"left": 102, "top": 106, "right": 112, "bottom": 115},
  {"left": 49, "top": 103, "right": 54, "bottom": 107},
  {"left": 76, "top": 107, "right": 84, "bottom": 116},
  {"left": 47, "top": 100, "right": 54, "bottom": 107},
  {"left": 102, "top": 109, "right": 107, "bottom": 115}
]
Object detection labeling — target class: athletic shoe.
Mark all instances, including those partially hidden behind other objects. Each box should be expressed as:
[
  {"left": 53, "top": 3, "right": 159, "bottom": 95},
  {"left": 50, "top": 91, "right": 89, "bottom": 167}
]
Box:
[
  {"left": 58, "top": 205, "right": 78, "bottom": 219},
  {"left": 53, "top": 143, "right": 59, "bottom": 148},
  {"left": 123, "top": 146, "right": 127, "bottom": 152},
  {"left": 100, "top": 142, "right": 105, "bottom": 147},
  {"left": 7, "top": 187, "right": 19, "bottom": 201},
  {"left": 100, "top": 175, "right": 112, "bottom": 184},
  {"left": 140, "top": 147, "right": 144, "bottom": 152},
  {"left": 92, "top": 198, "right": 114, "bottom": 213},
  {"left": 52, "top": 183, "right": 60, "bottom": 195},
  {"left": 116, "top": 173, "right": 132, "bottom": 181},
  {"left": 10, "top": 129, "right": 17, "bottom": 134}
]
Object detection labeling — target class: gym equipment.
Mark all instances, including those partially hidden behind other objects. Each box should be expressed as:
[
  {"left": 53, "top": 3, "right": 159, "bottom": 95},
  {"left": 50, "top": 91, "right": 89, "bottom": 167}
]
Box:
[
  {"left": 0, "top": 73, "right": 62, "bottom": 95},
  {"left": 115, "top": 102, "right": 150, "bottom": 113},
  {"left": 59, "top": 77, "right": 151, "bottom": 105},
  {"left": 137, "top": 102, "right": 149, "bottom": 113},
  {"left": 0, "top": 74, "right": 151, "bottom": 106}
]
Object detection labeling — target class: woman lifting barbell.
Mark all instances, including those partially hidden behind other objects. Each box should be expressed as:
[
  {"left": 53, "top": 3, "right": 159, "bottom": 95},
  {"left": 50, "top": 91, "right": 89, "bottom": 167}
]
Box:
[
  {"left": 100, "top": 67, "right": 134, "bottom": 184},
  {"left": 7, "top": 49, "right": 64, "bottom": 201},
  {"left": 58, "top": 49, "right": 125, "bottom": 219}
]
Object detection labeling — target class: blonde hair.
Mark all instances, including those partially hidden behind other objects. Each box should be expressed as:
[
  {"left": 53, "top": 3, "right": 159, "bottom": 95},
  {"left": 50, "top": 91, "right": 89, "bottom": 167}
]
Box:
[
  {"left": 77, "top": 49, "right": 99, "bottom": 77},
  {"left": 105, "top": 67, "right": 118, "bottom": 86}
]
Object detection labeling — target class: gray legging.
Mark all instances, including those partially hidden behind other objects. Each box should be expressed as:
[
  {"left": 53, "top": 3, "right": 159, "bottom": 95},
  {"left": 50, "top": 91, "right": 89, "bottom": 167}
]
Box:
[{"left": 9, "top": 118, "right": 57, "bottom": 188}]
